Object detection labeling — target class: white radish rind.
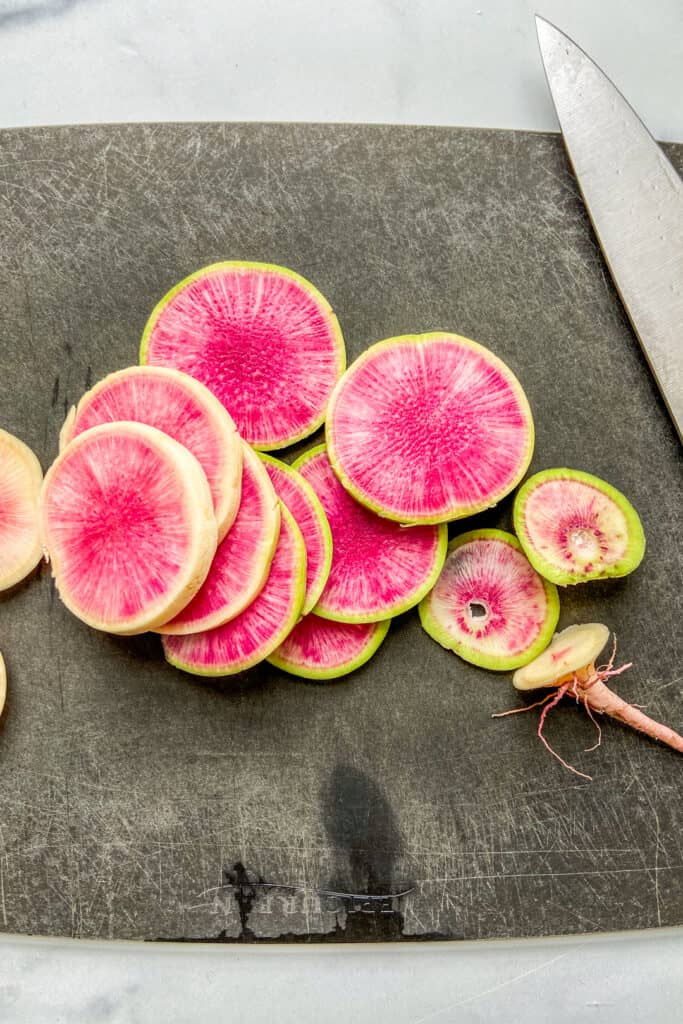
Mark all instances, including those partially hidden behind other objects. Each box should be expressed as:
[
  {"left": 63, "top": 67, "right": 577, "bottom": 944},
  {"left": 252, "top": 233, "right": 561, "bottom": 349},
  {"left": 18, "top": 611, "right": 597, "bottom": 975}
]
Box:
[
  {"left": 419, "top": 529, "right": 560, "bottom": 671},
  {"left": 0, "top": 428, "right": 44, "bottom": 591},
  {"left": 163, "top": 506, "right": 307, "bottom": 676},
  {"left": 158, "top": 443, "right": 280, "bottom": 635},
  {"left": 268, "top": 614, "right": 390, "bottom": 680},
  {"left": 326, "top": 333, "right": 534, "bottom": 524},
  {"left": 140, "top": 261, "right": 346, "bottom": 450},
  {"left": 294, "top": 445, "right": 447, "bottom": 623},
  {"left": 0, "top": 651, "right": 6, "bottom": 716},
  {"left": 60, "top": 365, "right": 242, "bottom": 542},
  {"left": 513, "top": 468, "right": 646, "bottom": 586},
  {"left": 40, "top": 422, "right": 218, "bottom": 635},
  {"left": 259, "top": 453, "right": 332, "bottom": 616}
]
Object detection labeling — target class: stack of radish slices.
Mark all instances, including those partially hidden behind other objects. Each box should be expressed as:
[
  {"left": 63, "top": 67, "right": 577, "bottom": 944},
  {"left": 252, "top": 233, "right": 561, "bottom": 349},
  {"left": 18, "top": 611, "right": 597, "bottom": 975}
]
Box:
[{"left": 34, "top": 260, "right": 647, "bottom": 684}]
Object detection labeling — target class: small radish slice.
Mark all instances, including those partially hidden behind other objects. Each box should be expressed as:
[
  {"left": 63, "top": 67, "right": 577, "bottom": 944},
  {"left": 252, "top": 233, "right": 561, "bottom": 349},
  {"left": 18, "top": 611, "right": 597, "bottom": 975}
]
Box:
[
  {"left": 0, "top": 428, "right": 44, "bottom": 591},
  {"left": 513, "top": 623, "right": 610, "bottom": 691},
  {"left": 163, "top": 506, "right": 306, "bottom": 676},
  {"left": 60, "top": 366, "right": 242, "bottom": 541},
  {"left": 513, "top": 468, "right": 646, "bottom": 585},
  {"left": 419, "top": 529, "right": 560, "bottom": 671},
  {"left": 326, "top": 333, "right": 534, "bottom": 524},
  {"left": 294, "top": 445, "right": 447, "bottom": 623},
  {"left": 158, "top": 442, "right": 280, "bottom": 635},
  {"left": 268, "top": 614, "right": 390, "bottom": 680},
  {"left": 0, "top": 651, "right": 6, "bottom": 715},
  {"left": 259, "top": 453, "right": 332, "bottom": 616},
  {"left": 140, "top": 261, "right": 346, "bottom": 450},
  {"left": 41, "top": 422, "right": 218, "bottom": 635}
]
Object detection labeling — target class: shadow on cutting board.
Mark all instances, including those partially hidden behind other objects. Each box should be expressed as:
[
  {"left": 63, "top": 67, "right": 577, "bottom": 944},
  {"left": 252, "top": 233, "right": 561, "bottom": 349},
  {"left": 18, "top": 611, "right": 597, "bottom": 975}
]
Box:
[{"left": 156, "top": 761, "right": 455, "bottom": 943}]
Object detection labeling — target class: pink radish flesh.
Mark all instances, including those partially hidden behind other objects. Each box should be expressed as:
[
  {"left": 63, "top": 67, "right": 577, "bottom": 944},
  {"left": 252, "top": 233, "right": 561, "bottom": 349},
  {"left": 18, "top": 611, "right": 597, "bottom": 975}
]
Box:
[
  {"left": 158, "top": 442, "right": 280, "bottom": 635},
  {"left": 163, "top": 507, "right": 306, "bottom": 675},
  {"left": 61, "top": 366, "right": 242, "bottom": 540},
  {"left": 260, "top": 455, "right": 332, "bottom": 616},
  {"left": 295, "top": 446, "right": 446, "bottom": 622},
  {"left": 141, "top": 262, "right": 345, "bottom": 449},
  {"left": 327, "top": 333, "right": 533, "bottom": 523}
]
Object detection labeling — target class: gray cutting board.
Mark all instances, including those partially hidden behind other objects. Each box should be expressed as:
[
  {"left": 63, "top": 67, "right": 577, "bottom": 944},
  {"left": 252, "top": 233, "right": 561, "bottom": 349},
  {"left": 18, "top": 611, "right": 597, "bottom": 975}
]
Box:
[{"left": 0, "top": 123, "right": 681, "bottom": 943}]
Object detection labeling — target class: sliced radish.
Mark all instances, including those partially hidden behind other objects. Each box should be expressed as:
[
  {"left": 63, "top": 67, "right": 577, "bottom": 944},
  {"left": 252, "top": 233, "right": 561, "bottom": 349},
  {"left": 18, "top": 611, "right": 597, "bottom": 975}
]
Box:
[
  {"left": 0, "top": 428, "right": 44, "bottom": 591},
  {"left": 0, "top": 651, "right": 6, "bottom": 715},
  {"left": 41, "top": 422, "right": 218, "bottom": 635},
  {"left": 259, "top": 453, "right": 332, "bottom": 616},
  {"left": 268, "top": 614, "right": 390, "bottom": 680},
  {"left": 158, "top": 442, "right": 280, "bottom": 635},
  {"left": 60, "top": 366, "right": 242, "bottom": 541},
  {"left": 163, "top": 506, "right": 306, "bottom": 676},
  {"left": 294, "top": 445, "right": 447, "bottom": 623},
  {"left": 513, "top": 468, "right": 646, "bottom": 585},
  {"left": 419, "top": 529, "right": 560, "bottom": 671},
  {"left": 140, "top": 261, "right": 346, "bottom": 450},
  {"left": 327, "top": 333, "right": 534, "bottom": 524}
]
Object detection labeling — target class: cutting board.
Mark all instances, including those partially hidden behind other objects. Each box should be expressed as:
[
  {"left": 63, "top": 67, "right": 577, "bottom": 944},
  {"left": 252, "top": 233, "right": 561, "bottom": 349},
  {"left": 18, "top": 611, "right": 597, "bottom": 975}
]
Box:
[{"left": 0, "top": 123, "right": 681, "bottom": 943}]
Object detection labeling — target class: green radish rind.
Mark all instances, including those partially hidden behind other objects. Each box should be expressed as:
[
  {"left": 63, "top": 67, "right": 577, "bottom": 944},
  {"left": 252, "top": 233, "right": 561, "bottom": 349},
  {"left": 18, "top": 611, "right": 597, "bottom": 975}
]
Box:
[
  {"left": 163, "top": 506, "right": 307, "bottom": 677},
  {"left": 513, "top": 468, "right": 646, "bottom": 586},
  {"left": 139, "top": 261, "right": 347, "bottom": 451},
  {"left": 267, "top": 616, "right": 391, "bottom": 681},
  {"left": 257, "top": 453, "right": 333, "bottom": 616},
  {"left": 325, "top": 333, "right": 535, "bottom": 525},
  {"left": 292, "top": 443, "right": 448, "bottom": 623},
  {"left": 418, "top": 528, "right": 560, "bottom": 672}
]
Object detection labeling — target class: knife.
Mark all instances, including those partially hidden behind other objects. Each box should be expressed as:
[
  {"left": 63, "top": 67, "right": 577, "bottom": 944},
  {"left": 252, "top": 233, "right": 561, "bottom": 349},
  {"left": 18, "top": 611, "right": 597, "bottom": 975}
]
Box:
[{"left": 535, "top": 16, "right": 683, "bottom": 443}]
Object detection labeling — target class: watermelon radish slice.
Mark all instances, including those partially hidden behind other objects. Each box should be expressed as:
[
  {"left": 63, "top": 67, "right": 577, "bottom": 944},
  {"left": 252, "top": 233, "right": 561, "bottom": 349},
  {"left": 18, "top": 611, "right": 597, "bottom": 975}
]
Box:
[
  {"left": 140, "top": 262, "right": 346, "bottom": 450},
  {"left": 513, "top": 468, "right": 646, "bottom": 586},
  {"left": 326, "top": 333, "right": 534, "bottom": 524},
  {"left": 60, "top": 366, "right": 242, "bottom": 541},
  {"left": 0, "top": 651, "right": 6, "bottom": 716},
  {"left": 294, "top": 445, "right": 447, "bottom": 623},
  {"left": 41, "top": 422, "right": 218, "bottom": 635},
  {"left": 0, "top": 429, "right": 44, "bottom": 591},
  {"left": 259, "top": 454, "right": 332, "bottom": 616},
  {"left": 268, "top": 614, "right": 390, "bottom": 680},
  {"left": 157, "top": 442, "right": 280, "bottom": 635},
  {"left": 419, "top": 529, "right": 560, "bottom": 671},
  {"left": 163, "top": 506, "right": 306, "bottom": 676}
]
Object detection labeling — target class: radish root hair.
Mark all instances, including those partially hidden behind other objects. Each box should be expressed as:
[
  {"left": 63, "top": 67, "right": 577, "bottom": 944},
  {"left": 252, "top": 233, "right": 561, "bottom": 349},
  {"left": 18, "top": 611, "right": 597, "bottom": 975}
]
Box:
[{"left": 493, "top": 635, "right": 683, "bottom": 778}]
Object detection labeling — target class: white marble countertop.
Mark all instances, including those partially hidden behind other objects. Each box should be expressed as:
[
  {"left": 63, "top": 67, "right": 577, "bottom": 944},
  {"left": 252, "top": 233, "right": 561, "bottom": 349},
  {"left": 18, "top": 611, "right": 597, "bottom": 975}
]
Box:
[
  {"left": 0, "top": 0, "right": 681, "bottom": 1020},
  {"left": 0, "top": 0, "right": 681, "bottom": 141}
]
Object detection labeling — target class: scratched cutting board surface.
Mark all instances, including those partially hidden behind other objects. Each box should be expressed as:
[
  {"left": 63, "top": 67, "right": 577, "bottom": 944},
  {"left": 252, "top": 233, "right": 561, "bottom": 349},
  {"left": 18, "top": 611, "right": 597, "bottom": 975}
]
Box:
[{"left": 0, "top": 123, "right": 681, "bottom": 943}]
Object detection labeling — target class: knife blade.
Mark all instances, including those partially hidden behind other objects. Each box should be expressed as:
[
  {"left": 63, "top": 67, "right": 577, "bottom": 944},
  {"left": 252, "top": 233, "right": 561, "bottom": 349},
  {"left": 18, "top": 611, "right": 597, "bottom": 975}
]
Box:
[{"left": 536, "top": 16, "right": 683, "bottom": 443}]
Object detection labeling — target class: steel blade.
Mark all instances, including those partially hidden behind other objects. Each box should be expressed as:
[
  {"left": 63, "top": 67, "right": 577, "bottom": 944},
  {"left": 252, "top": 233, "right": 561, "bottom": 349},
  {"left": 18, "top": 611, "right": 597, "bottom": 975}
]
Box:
[{"left": 536, "top": 16, "right": 683, "bottom": 441}]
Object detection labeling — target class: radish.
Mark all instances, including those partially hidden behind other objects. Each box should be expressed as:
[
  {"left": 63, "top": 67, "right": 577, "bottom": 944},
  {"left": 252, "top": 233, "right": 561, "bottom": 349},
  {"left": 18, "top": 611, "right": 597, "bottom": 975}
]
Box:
[
  {"left": 259, "top": 454, "right": 332, "bottom": 617},
  {"left": 326, "top": 333, "right": 534, "bottom": 524},
  {"left": 163, "top": 507, "right": 306, "bottom": 676},
  {"left": 294, "top": 445, "right": 447, "bottom": 623},
  {"left": 0, "top": 429, "right": 44, "bottom": 591},
  {"left": 513, "top": 469, "right": 646, "bottom": 585},
  {"left": 419, "top": 529, "right": 560, "bottom": 671},
  {"left": 140, "top": 261, "right": 346, "bottom": 450},
  {"left": 268, "top": 614, "right": 390, "bottom": 680},
  {"left": 158, "top": 442, "right": 280, "bottom": 636},
  {"left": 495, "top": 623, "right": 683, "bottom": 779},
  {"left": 0, "top": 651, "right": 6, "bottom": 715},
  {"left": 40, "top": 422, "right": 218, "bottom": 635},
  {"left": 60, "top": 365, "right": 242, "bottom": 541}
]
